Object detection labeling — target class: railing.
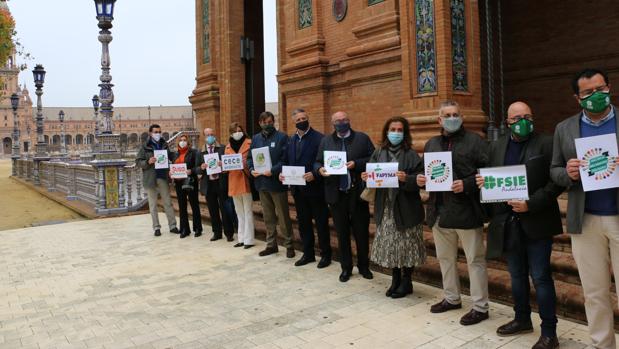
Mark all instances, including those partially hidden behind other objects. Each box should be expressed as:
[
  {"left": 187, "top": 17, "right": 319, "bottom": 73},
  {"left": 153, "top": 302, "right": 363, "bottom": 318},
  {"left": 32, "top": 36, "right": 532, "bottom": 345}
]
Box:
[{"left": 13, "top": 157, "right": 148, "bottom": 215}]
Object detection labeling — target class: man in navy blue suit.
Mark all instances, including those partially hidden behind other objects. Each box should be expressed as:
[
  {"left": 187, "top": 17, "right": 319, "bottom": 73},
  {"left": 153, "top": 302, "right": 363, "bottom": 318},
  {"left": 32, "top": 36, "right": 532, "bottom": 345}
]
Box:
[{"left": 280, "top": 109, "right": 332, "bottom": 268}]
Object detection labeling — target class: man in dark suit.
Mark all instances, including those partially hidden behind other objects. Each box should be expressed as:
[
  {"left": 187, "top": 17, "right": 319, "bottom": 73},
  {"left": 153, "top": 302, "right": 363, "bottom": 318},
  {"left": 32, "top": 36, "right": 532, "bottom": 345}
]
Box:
[
  {"left": 315, "top": 111, "right": 375, "bottom": 282},
  {"left": 477, "top": 102, "right": 563, "bottom": 349},
  {"left": 280, "top": 109, "right": 332, "bottom": 268},
  {"left": 197, "top": 127, "right": 235, "bottom": 242}
]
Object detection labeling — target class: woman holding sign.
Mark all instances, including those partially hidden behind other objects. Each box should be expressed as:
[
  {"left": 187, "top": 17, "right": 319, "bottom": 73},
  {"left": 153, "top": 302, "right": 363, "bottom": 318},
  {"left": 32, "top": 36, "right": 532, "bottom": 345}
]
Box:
[
  {"left": 170, "top": 135, "right": 203, "bottom": 239},
  {"left": 361, "top": 116, "right": 426, "bottom": 299},
  {"left": 224, "top": 122, "right": 255, "bottom": 249}
]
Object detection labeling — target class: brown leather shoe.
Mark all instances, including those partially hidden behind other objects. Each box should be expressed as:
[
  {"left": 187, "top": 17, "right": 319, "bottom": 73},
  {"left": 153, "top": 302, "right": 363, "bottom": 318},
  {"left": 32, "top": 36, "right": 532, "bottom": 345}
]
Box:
[
  {"left": 430, "top": 299, "right": 462, "bottom": 313},
  {"left": 459, "top": 309, "right": 489, "bottom": 326},
  {"left": 532, "top": 336, "right": 559, "bottom": 349},
  {"left": 286, "top": 248, "right": 295, "bottom": 258},
  {"left": 258, "top": 246, "right": 278, "bottom": 257},
  {"left": 496, "top": 319, "right": 533, "bottom": 337}
]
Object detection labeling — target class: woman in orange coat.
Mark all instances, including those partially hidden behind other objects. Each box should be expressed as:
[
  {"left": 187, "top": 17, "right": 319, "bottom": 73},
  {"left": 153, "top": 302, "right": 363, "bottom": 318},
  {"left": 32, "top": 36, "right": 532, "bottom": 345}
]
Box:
[{"left": 225, "top": 122, "right": 255, "bottom": 248}]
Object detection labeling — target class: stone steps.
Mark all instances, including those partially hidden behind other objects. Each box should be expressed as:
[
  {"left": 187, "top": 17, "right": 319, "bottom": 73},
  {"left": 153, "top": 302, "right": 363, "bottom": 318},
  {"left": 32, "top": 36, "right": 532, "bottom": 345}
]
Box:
[{"left": 163, "top": 191, "right": 618, "bottom": 329}]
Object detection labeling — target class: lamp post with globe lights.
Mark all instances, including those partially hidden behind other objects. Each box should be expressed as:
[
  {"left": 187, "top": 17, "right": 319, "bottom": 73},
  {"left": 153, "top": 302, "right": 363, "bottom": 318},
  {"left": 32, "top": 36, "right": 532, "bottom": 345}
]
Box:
[{"left": 10, "top": 93, "right": 20, "bottom": 176}]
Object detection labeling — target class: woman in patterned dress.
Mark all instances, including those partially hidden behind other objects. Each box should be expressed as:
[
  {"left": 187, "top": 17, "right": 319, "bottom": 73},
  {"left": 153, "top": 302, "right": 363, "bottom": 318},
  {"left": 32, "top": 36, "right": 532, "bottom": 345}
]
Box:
[{"left": 361, "top": 116, "right": 427, "bottom": 298}]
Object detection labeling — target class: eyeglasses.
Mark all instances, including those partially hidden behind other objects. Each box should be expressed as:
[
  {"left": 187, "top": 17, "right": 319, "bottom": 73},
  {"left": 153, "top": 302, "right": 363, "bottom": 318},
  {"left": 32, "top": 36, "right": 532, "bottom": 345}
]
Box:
[
  {"left": 442, "top": 113, "right": 460, "bottom": 118},
  {"left": 334, "top": 119, "right": 350, "bottom": 125},
  {"left": 152, "top": 131, "right": 161, "bottom": 134},
  {"left": 579, "top": 85, "right": 610, "bottom": 99},
  {"left": 508, "top": 114, "right": 533, "bottom": 122}
]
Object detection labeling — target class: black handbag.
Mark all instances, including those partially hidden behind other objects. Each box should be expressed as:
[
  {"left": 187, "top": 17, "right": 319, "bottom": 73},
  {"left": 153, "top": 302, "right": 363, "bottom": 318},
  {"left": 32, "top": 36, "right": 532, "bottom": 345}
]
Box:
[{"left": 182, "top": 176, "right": 195, "bottom": 191}]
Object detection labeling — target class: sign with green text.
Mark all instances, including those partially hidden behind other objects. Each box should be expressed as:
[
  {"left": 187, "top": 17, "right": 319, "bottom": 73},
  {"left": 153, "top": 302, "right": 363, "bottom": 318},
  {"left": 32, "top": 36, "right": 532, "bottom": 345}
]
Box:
[{"left": 480, "top": 165, "right": 529, "bottom": 203}]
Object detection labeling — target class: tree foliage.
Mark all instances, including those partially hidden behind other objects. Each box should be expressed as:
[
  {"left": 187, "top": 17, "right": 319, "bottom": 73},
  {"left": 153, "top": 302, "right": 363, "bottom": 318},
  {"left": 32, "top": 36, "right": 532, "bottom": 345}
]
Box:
[{"left": 0, "top": 6, "right": 15, "bottom": 67}]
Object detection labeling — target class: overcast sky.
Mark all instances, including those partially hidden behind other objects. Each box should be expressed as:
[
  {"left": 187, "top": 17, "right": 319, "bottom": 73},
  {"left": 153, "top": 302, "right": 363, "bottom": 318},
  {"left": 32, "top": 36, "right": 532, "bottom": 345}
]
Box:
[{"left": 9, "top": 0, "right": 278, "bottom": 107}]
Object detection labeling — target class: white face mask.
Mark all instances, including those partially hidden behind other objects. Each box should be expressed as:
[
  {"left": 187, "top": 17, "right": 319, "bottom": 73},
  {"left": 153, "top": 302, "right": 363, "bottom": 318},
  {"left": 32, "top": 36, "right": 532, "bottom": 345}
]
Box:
[
  {"left": 151, "top": 133, "right": 161, "bottom": 142},
  {"left": 178, "top": 141, "right": 187, "bottom": 148},
  {"left": 232, "top": 132, "right": 244, "bottom": 141}
]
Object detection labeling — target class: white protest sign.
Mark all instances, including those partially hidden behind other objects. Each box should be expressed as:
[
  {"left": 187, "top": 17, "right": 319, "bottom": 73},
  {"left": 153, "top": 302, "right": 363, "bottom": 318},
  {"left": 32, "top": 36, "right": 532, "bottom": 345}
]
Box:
[
  {"left": 154, "top": 150, "right": 169, "bottom": 169},
  {"left": 366, "top": 162, "right": 399, "bottom": 188},
  {"left": 222, "top": 154, "right": 244, "bottom": 171},
  {"left": 480, "top": 165, "right": 529, "bottom": 203},
  {"left": 170, "top": 163, "right": 188, "bottom": 179},
  {"left": 282, "top": 166, "right": 306, "bottom": 186},
  {"left": 424, "top": 151, "right": 453, "bottom": 192},
  {"left": 251, "top": 146, "right": 272, "bottom": 173},
  {"left": 324, "top": 151, "right": 348, "bottom": 175},
  {"left": 204, "top": 153, "right": 222, "bottom": 175},
  {"left": 575, "top": 133, "right": 619, "bottom": 192}
]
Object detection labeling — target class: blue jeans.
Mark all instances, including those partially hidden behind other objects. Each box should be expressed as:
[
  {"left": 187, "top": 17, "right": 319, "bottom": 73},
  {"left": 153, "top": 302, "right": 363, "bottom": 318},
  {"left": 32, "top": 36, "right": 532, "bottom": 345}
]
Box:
[{"left": 506, "top": 236, "right": 557, "bottom": 337}]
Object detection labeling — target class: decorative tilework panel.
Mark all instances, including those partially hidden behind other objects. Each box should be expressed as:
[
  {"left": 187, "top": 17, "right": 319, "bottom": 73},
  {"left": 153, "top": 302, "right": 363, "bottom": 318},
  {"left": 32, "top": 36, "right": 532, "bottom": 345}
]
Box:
[
  {"left": 202, "top": 0, "right": 210, "bottom": 64},
  {"left": 299, "top": 0, "right": 312, "bottom": 29},
  {"left": 451, "top": 0, "right": 468, "bottom": 91},
  {"left": 415, "top": 0, "right": 437, "bottom": 93}
]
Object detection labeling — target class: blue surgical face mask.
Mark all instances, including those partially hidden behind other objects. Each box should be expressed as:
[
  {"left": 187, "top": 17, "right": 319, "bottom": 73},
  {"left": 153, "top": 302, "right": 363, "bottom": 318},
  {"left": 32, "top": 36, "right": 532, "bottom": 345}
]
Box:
[
  {"left": 387, "top": 131, "right": 404, "bottom": 146},
  {"left": 206, "top": 135, "right": 216, "bottom": 145},
  {"left": 151, "top": 133, "right": 162, "bottom": 142},
  {"left": 442, "top": 117, "right": 463, "bottom": 133}
]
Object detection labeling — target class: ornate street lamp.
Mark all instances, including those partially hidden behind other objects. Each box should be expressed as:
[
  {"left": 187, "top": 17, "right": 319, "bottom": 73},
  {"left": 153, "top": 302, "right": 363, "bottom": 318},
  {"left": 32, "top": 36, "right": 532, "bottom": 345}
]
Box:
[
  {"left": 92, "top": 94, "right": 100, "bottom": 136},
  {"left": 10, "top": 93, "right": 20, "bottom": 176},
  {"left": 33, "top": 64, "right": 47, "bottom": 155},
  {"left": 93, "top": 0, "right": 118, "bottom": 152},
  {"left": 59, "top": 110, "right": 67, "bottom": 155},
  {"left": 32, "top": 64, "right": 49, "bottom": 185}
]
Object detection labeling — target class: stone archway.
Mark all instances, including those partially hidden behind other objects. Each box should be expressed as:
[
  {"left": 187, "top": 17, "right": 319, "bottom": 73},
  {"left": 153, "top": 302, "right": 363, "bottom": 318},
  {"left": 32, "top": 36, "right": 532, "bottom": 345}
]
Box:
[{"left": 2, "top": 137, "right": 11, "bottom": 154}]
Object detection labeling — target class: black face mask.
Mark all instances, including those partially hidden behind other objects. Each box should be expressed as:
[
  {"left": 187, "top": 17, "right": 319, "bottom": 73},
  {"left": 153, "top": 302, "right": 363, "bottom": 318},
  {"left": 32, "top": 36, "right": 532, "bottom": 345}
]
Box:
[{"left": 296, "top": 120, "right": 310, "bottom": 131}]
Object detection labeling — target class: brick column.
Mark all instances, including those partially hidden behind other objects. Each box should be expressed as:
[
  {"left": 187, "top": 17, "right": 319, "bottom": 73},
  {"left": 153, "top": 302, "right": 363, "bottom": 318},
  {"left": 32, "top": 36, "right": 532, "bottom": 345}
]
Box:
[
  {"left": 190, "top": 0, "right": 246, "bottom": 142},
  {"left": 399, "top": 0, "right": 487, "bottom": 150}
]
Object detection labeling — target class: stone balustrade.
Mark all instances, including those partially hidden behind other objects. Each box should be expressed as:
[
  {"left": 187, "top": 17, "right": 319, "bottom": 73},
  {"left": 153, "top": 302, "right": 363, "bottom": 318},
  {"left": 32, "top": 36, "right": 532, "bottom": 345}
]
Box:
[{"left": 13, "top": 157, "right": 148, "bottom": 215}]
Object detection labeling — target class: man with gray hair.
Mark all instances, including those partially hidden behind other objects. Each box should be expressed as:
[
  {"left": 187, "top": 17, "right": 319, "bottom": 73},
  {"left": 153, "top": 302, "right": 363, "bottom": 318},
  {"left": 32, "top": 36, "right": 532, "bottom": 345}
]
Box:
[
  {"left": 315, "top": 111, "right": 375, "bottom": 282},
  {"left": 280, "top": 109, "right": 332, "bottom": 268},
  {"left": 417, "top": 100, "right": 490, "bottom": 325}
]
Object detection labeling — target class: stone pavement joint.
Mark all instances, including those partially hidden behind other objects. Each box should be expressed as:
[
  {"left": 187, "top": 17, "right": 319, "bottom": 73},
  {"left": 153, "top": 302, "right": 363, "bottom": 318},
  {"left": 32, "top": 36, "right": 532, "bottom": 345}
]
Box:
[{"left": 0, "top": 213, "right": 614, "bottom": 349}]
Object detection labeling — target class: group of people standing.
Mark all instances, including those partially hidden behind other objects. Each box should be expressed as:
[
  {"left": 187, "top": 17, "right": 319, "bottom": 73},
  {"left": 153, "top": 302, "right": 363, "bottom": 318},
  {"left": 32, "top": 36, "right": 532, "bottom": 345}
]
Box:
[{"left": 137, "top": 68, "right": 618, "bottom": 349}]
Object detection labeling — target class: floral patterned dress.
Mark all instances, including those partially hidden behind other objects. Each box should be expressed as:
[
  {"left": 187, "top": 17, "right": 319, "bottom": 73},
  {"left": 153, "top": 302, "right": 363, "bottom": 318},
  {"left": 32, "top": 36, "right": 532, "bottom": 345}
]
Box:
[{"left": 370, "top": 148, "right": 426, "bottom": 268}]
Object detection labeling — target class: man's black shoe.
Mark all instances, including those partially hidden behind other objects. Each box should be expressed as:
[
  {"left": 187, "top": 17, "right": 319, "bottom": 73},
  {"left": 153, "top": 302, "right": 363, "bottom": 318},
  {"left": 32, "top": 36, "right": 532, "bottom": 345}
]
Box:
[
  {"left": 430, "top": 299, "right": 462, "bottom": 313},
  {"left": 359, "top": 269, "right": 373, "bottom": 280},
  {"left": 294, "top": 255, "right": 316, "bottom": 267},
  {"left": 339, "top": 270, "right": 352, "bottom": 282},
  {"left": 210, "top": 234, "right": 222, "bottom": 241},
  {"left": 258, "top": 246, "right": 278, "bottom": 256},
  {"left": 234, "top": 243, "right": 244, "bottom": 248},
  {"left": 286, "top": 248, "right": 296, "bottom": 258},
  {"left": 226, "top": 236, "right": 234, "bottom": 242},
  {"left": 194, "top": 231, "right": 202, "bottom": 238},
  {"left": 496, "top": 320, "right": 533, "bottom": 337},
  {"left": 170, "top": 228, "right": 179, "bottom": 234},
  {"left": 243, "top": 244, "right": 255, "bottom": 249},
  {"left": 459, "top": 309, "right": 489, "bottom": 326},
  {"left": 180, "top": 231, "right": 190, "bottom": 239},
  {"left": 154, "top": 229, "right": 161, "bottom": 237},
  {"left": 317, "top": 256, "right": 331, "bottom": 269},
  {"left": 532, "top": 336, "right": 559, "bottom": 349}
]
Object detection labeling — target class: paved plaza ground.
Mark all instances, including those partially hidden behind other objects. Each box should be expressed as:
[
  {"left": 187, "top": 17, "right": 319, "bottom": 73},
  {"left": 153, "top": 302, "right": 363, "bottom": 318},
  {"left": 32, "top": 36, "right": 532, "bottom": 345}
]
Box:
[{"left": 1, "top": 213, "right": 614, "bottom": 349}]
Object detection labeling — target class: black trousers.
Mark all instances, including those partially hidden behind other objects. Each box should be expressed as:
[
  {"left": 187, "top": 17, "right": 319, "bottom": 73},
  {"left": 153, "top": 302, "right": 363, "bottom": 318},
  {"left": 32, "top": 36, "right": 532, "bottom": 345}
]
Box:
[
  {"left": 174, "top": 181, "right": 202, "bottom": 234},
  {"left": 206, "top": 179, "right": 234, "bottom": 238},
  {"left": 293, "top": 192, "right": 332, "bottom": 259},
  {"left": 329, "top": 191, "right": 370, "bottom": 272}
]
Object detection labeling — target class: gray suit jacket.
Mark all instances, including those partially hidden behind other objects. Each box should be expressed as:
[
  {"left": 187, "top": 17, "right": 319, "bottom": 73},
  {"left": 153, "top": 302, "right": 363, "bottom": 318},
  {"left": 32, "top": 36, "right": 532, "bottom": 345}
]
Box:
[{"left": 550, "top": 106, "right": 619, "bottom": 234}]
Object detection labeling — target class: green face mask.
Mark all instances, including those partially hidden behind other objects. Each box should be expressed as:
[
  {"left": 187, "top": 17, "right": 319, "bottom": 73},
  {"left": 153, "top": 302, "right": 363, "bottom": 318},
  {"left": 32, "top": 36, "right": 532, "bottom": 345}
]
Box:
[
  {"left": 580, "top": 91, "right": 611, "bottom": 114},
  {"left": 509, "top": 118, "right": 533, "bottom": 138}
]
